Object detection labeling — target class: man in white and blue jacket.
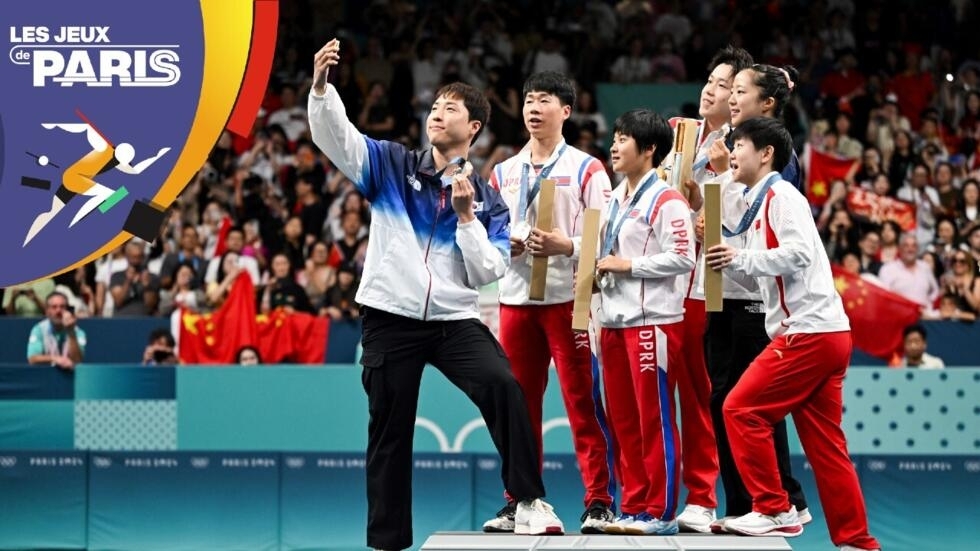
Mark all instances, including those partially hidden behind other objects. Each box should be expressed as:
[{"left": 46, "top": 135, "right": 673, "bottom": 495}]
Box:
[{"left": 308, "top": 39, "right": 564, "bottom": 551}]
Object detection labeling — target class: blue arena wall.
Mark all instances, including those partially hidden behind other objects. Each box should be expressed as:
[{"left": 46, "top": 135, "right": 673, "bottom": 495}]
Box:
[{"left": 1, "top": 364, "right": 978, "bottom": 550}]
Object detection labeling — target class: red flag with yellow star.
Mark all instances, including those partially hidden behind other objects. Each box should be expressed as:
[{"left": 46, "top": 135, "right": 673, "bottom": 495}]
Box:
[
  {"left": 806, "top": 146, "right": 858, "bottom": 207},
  {"left": 178, "top": 272, "right": 258, "bottom": 364},
  {"left": 831, "top": 264, "right": 921, "bottom": 360},
  {"left": 256, "top": 308, "right": 330, "bottom": 364}
]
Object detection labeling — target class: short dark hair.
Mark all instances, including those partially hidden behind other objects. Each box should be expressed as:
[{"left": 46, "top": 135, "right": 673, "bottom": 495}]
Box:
[
  {"left": 522, "top": 71, "right": 577, "bottom": 107},
  {"left": 148, "top": 328, "right": 176, "bottom": 347},
  {"left": 708, "top": 45, "right": 754, "bottom": 77},
  {"left": 903, "top": 323, "right": 926, "bottom": 341},
  {"left": 730, "top": 117, "right": 793, "bottom": 171},
  {"left": 744, "top": 64, "right": 799, "bottom": 119},
  {"left": 433, "top": 82, "right": 491, "bottom": 144},
  {"left": 613, "top": 109, "right": 674, "bottom": 168},
  {"left": 227, "top": 225, "right": 245, "bottom": 238}
]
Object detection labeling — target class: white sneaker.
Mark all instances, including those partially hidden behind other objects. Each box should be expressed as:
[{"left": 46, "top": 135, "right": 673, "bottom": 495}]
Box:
[
  {"left": 798, "top": 507, "right": 813, "bottom": 525},
  {"left": 482, "top": 502, "right": 515, "bottom": 533},
  {"left": 710, "top": 516, "right": 736, "bottom": 534},
  {"left": 622, "top": 512, "right": 679, "bottom": 535},
  {"left": 603, "top": 513, "right": 636, "bottom": 534},
  {"left": 723, "top": 507, "right": 803, "bottom": 537},
  {"left": 677, "top": 504, "right": 716, "bottom": 533},
  {"left": 579, "top": 501, "right": 614, "bottom": 534},
  {"left": 840, "top": 546, "right": 881, "bottom": 551},
  {"left": 514, "top": 498, "right": 564, "bottom": 535}
]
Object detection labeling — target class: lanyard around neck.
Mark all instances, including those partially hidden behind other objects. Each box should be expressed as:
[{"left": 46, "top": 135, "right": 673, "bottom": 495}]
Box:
[
  {"left": 722, "top": 173, "right": 779, "bottom": 238},
  {"left": 602, "top": 173, "right": 662, "bottom": 258},
  {"left": 518, "top": 143, "right": 567, "bottom": 222}
]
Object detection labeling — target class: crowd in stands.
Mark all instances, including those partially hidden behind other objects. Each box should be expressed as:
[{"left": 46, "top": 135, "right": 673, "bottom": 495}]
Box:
[{"left": 2, "top": 0, "right": 980, "bottom": 339}]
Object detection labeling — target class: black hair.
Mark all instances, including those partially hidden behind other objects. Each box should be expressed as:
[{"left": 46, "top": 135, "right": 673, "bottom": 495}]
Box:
[
  {"left": 227, "top": 225, "right": 245, "bottom": 238},
  {"left": 216, "top": 250, "right": 241, "bottom": 283},
  {"left": 433, "top": 82, "right": 491, "bottom": 145},
  {"left": 148, "top": 328, "right": 176, "bottom": 347},
  {"left": 903, "top": 323, "right": 927, "bottom": 341},
  {"left": 708, "top": 45, "right": 754, "bottom": 77},
  {"left": 744, "top": 64, "right": 799, "bottom": 119},
  {"left": 959, "top": 178, "right": 979, "bottom": 211},
  {"left": 522, "top": 71, "right": 577, "bottom": 107},
  {"left": 612, "top": 109, "right": 674, "bottom": 168},
  {"left": 236, "top": 345, "right": 263, "bottom": 364},
  {"left": 730, "top": 117, "right": 793, "bottom": 171}
]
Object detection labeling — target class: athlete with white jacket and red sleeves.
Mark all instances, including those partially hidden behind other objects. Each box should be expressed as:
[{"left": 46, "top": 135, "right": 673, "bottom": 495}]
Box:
[
  {"left": 596, "top": 109, "right": 694, "bottom": 536},
  {"left": 705, "top": 117, "right": 881, "bottom": 551},
  {"left": 483, "top": 71, "right": 615, "bottom": 534},
  {"left": 662, "top": 45, "right": 755, "bottom": 533}
]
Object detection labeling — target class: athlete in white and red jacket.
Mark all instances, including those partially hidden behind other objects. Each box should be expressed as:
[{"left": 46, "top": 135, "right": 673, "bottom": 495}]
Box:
[
  {"left": 705, "top": 117, "right": 881, "bottom": 551},
  {"left": 659, "top": 46, "right": 748, "bottom": 532},
  {"left": 484, "top": 71, "right": 615, "bottom": 534},
  {"left": 596, "top": 109, "right": 694, "bottom": 536}
]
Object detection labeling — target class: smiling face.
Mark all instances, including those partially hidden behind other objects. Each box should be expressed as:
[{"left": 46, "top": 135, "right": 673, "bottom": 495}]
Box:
[
  {"left": 523, "top": 91, "right": 571, "bottom": 140},
  {"left": 426, "top": 93, "right": 479, "bottom": 149},
  {"left": 700, "top": 63, "right": 735, "bottom": 125},
  {"left": 729, "top": 69, "right": 774, "bottom": 126},
  {"left": 729, "top": 136, "right": 773, "bottom": 185}
]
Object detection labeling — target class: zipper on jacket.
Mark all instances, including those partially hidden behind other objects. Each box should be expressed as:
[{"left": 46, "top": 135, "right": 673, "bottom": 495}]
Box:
[{"left": 421, "top": 188, "right": 446, "bottom": 320}]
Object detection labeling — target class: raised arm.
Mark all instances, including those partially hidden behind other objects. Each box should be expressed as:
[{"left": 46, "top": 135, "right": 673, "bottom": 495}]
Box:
[{"left": 307, "top": 39, "right": 374, "bottom": 199}]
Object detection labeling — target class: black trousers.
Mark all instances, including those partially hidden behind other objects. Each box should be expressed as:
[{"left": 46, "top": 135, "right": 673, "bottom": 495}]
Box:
[
  {"left": 359, "top": 307, "right": 545, "bottom": 551},
  {"left": 704, "top": 299, "right": 808, "bottom": 517}
]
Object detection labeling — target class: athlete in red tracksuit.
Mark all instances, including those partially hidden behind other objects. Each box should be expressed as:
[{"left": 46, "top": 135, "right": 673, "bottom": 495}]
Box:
[
  {"left": 665, "top": 46, "right": 756, "bottom": 532},
  {"left": 484, "top": 71, "right": 615, "bottom": 534},
  {"left": 596, "top": 109, "right": 694, "bottom": 536},
  {"left": 705, "top": 117, "right": 880, "bottom": 551}
]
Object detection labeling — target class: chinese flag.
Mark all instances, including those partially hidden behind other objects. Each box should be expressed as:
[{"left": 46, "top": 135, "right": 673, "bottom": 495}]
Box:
[
  {"left": 212, "top": 216, "right": 234, "bottom": 257},
  {"left": 831, "top": 265, "right": 920, "bottom": 360},
  {"left": 179, "top": 273, "right": 257, "bottom": 364},
  {"left": 257, "top": 309, "right": 329, "bottom": 364},
  {"left": 806, "top": 146, "right": 858, "bottom": 207}
]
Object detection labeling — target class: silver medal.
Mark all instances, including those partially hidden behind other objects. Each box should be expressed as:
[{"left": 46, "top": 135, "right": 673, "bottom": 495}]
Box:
[{"left": 512, "top": 221, "right": 532, "bottom": 242}]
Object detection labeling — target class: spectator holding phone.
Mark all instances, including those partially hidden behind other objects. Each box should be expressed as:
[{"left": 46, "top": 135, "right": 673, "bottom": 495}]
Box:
[
  {"left": 142, "top": 328, "right": 178, "bottom": 366},
  {"left": 27, "top": 292, "right": 86, "bottom": 370}
]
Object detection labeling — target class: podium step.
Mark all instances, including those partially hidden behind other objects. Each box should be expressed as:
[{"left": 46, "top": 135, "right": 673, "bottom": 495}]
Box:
[{"left": 421, "top": 532, "right": 793, "bottom": 551}]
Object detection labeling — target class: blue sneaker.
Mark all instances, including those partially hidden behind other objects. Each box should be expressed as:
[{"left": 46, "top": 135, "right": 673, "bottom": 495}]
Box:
[{"left": 623, "top": 512, "right": 679, "bottom": 535}]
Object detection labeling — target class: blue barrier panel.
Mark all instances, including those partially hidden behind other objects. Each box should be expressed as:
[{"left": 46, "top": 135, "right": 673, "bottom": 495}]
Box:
[
  {"left": 0, "top": 365, "right": 74, "bottom": 399},
  {"left": 0, "top": 451, "right": 87, "bottom": 550},
  {"left": 0, "top": 366, "right": 75, "bottom": 449},
  {"left": 860, "top": 455, "right": 978, "bottom": 551},
  {"left": 177, "top": 365, "right": 369, "bottom": 451},
  {"left": 0, "top": 316, "right": 972, "bottom": 366},
  {"left": 87, "top": 452, "right": 280, "bottom": 551},
  {"left": 280, "top": 452, "right": 473, "bottom": 551},
  {"left": 0, "top": 401, "right": 74, "bottom": 450},
  {"left": 75, "top": 364, "right": 175, "bottom": 400},
  {"left": 280, "top": 452, "right": 369, "bottom": 551}
]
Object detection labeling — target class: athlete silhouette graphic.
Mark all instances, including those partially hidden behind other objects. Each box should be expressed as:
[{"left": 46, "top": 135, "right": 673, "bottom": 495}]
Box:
[{"left": 24, "top": 111, "right": 169, "bottom": 246}]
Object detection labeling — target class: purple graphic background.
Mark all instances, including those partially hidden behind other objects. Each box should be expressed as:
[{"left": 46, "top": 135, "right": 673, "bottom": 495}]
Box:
[{"left": 0, "top": 0, "right": 204, "bottom": 286}]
